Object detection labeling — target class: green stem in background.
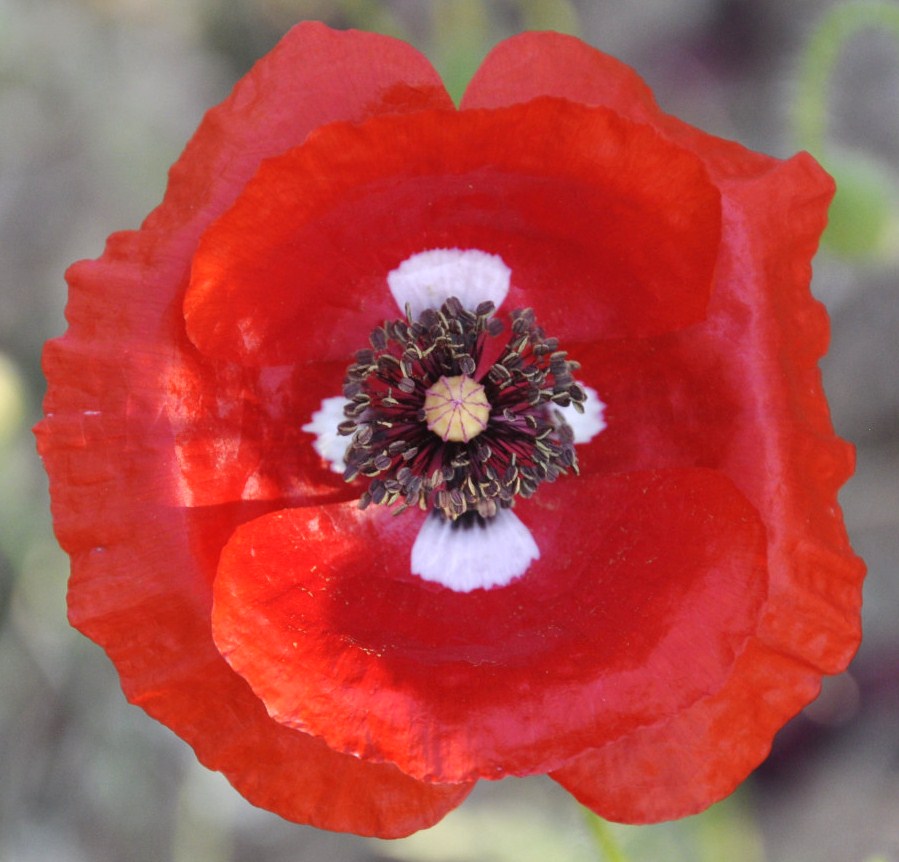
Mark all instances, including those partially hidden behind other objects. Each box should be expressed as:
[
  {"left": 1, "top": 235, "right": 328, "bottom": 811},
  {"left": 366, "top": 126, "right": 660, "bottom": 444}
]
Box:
[
  {"left": 581, "top": 791, "right": 766, "bottom": 862},
  {"left": 795, "top": 0, "right": 899, "bottom": 155},
  {"left": 430, "top": 0, "right": 582, "bottom": 104},
  {"left": 431, "top": 0, "right": 492, "bottom": 104},
  {"left": 691, "top": 790, "right": 767, "bottom": 862},
  {"left": 795, "top": 1, "right": 899, "bottom": 260},
  {"left": 582, "top": 810, "right": 633, "bottom": 862}
]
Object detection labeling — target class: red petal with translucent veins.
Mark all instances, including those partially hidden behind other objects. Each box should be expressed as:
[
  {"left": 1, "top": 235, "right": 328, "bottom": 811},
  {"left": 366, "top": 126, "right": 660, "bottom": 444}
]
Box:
[
  {"left": 184, "top": 99, "right": 721, "bottom": 367},
  {"left": 462, "top": 34, "right": 864, "bottom": 819},
  {"left": 550, "top": 155, "right": 864, "bottom": 822},
  {"left": 36, "top": 18, "right": 865, "bottom": 834},
  {"left": 212, "top": 469, "right": 768, "bottom": 784},
  {"left": 37, "top": 23, "right": 476, "bottom": 836},
  {"left": 461, "top": 30, "right": 772, "bottom": 182},
  {"left": 461, "top": 31, "right": 659, "bottom": 120}
]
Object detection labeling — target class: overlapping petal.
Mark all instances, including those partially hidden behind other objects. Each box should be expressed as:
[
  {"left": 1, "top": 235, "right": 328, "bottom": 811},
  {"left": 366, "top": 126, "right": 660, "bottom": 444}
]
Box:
[
  {"left": 36, "top": 21, "right": 865, "bottom": 837},
  {"left": 37, "top": 23, "right": 473, "bottom": 836},
  {"left": 212, "top": 469, "right": 767, "bottom": 783},
  {"left": 539, "top": 127, "right": 863, "bottom": 819},
  {"left": 462, "top": 30, "right": 773, "bottom": 180},
  {"left": 185, "top": 98, "right": 720, "bottom": 367}
]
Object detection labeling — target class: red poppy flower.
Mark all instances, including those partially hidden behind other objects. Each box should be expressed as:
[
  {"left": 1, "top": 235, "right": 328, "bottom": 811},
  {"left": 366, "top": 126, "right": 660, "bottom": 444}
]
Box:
[{"left": 36, "top": 23, "right": 864, "bottom": 837}]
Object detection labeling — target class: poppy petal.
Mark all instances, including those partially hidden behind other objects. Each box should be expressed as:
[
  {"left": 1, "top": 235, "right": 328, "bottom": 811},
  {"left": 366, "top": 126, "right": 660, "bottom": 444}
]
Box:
[
  {"left": 42, "top": 22, "right": 452, "bottom": 510},
  {"left": 211, "top": 468, "right": 768, "bottom": 784},
  {"left": 37, "top": 404, "right": 471, "bottom": 835},
  {"left": 550, "top": 641, "right": 827, "bottom": 823},
  {"left": 36, "top": 24, "right": 473, "bottom": 835},
  {"left": 546, "top": 147, "right": 865, "bottom": 822},
  {"left": 38, "top": 22, "right": 864, "bottom": 834},
  {"left": 573, "top": 152, "right": 862, "bottom": 671},
  {"left": 461, "top": 31, "right": 659, "bottom": 120},
  {"left": 60, "top": 497, "right": 471, "bottom": 836},
  {"left": 462, "top": 30, "right": 778, "bottom": 183},
  {"left": 184, "top": 98, "right": 721, "bottom": 367},
  {"left": 147, "top": 20, "right": 453, "bottom": 245}
]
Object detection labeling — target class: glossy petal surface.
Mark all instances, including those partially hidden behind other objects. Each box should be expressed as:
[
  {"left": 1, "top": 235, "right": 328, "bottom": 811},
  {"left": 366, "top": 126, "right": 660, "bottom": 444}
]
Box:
[
  {"left": 462, "top": 31, "right": 659, "bottom": 119},
  {"left": 548, "top": 139, "right": 863, "bottom": 821},
  {"left": 185, "top": 98, "right": 721, "bottom": 366},
  {"left": 462, "top": 30, "right": 772, "bottom": 181},
  {"left": 213, "top": 469, "right": 767, "bottom": 783},
  {"left": 37, "top": 23, "right": 865, "bottom": 835},
  {"left": 36, "top": 23, "right": 472, "bottom": 836}
]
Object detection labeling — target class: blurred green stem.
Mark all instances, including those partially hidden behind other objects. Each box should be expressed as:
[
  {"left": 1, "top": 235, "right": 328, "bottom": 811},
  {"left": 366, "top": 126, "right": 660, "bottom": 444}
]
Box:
[
  {"left": 796, "top": 1, "right": 899, "bottom": 154},
  {"left": 583, "top": 810, "right": 633, "bottom": 862}
]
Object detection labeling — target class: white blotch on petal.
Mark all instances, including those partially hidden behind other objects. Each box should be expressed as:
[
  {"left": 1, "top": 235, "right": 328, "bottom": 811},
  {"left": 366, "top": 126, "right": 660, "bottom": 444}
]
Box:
[
  {"left": 411, "top": 508, "right": 539, "bottom": 592},
  {"left": 557, "top": 384, "right": 607, "bottom": 444},
  {"left": 301, "top": 396, "right": 348, "bottom": 474},
  {"left": 388, "top": 248, "right": 511, "bottom": 320}
]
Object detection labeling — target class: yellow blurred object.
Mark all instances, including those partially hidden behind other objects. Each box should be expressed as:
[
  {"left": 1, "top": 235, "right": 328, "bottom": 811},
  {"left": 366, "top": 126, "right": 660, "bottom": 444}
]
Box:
[{"left": 0, "top": 353, "right": 25, "bottom": 450}]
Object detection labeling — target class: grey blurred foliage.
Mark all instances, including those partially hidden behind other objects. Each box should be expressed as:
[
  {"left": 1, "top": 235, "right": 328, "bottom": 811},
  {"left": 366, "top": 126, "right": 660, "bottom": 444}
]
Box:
[{"left": 1, "top": 0, "right": 897, "bottom": 860}]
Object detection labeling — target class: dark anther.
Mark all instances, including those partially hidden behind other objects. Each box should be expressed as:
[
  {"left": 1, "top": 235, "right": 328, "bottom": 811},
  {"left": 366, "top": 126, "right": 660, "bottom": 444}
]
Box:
[{"left": 337, "top": 296, "right": 583, "bottom": 522}]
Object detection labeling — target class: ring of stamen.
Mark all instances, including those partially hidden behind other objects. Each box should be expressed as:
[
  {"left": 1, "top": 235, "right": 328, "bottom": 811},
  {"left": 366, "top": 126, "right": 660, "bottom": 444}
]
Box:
[{"left": 338, "top": 297, "right": 584, "bottom": 522}]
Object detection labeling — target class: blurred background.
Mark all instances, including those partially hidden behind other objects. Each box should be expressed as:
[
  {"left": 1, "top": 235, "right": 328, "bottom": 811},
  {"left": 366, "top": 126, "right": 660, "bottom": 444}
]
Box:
[{"left": 1, "top": 0, "right": 897, "bottom": 860}]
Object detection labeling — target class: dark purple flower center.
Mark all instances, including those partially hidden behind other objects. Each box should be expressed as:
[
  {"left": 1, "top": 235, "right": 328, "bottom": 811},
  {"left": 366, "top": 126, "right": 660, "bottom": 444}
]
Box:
[{"left": 339, "top": 297, "right": 585, "bottom": 521}]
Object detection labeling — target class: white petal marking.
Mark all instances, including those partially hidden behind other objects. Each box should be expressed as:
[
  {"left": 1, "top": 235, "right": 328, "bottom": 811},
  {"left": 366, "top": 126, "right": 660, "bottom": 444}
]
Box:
[
  {"left": 387, "top": 248, "right": 511, "bottom": 319},
  {"left": 301, "top": 396, "right": 347, "bottom": 474},
  {"left": 557, "top": 384, "right": 607, "bottom": 444},
  {"left": 410, "top": 508, "right": 539, "bottom": 592}
]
